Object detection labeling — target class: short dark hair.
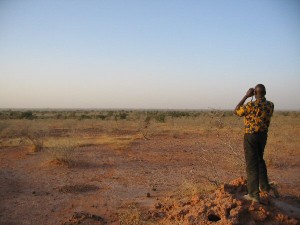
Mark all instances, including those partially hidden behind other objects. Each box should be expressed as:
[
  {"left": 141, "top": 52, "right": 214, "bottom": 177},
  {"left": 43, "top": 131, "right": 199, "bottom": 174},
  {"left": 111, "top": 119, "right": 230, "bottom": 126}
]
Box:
[{"left": 255, "top": 84, "right": 266, "bottom": 96}]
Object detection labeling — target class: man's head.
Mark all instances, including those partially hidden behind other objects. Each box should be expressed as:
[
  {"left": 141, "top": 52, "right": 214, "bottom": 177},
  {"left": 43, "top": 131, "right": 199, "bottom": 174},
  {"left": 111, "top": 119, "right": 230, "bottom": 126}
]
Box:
[{"left": 254, "top": 84, "right": 266, "bottom": 99}]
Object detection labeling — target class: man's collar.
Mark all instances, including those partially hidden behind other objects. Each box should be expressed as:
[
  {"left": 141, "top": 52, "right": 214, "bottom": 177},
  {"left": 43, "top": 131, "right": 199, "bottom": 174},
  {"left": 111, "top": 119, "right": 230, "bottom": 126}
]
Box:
[{"left": 256, "top": 97, "right": 266, "bottom": 102}]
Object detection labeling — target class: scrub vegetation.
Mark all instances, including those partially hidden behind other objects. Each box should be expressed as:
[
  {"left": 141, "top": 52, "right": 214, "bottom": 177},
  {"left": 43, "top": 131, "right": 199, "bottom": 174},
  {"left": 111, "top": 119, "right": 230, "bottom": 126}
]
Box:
[{"left": 0, "top": 109, "right": 299, "bottom": 224}]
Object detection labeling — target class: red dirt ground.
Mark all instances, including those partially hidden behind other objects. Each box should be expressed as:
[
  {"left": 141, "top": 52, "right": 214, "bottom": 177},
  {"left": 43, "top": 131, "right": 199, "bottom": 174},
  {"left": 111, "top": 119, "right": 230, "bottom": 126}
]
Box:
[{"left": 0, "top": 134, "right": 299, "bottom": 224}]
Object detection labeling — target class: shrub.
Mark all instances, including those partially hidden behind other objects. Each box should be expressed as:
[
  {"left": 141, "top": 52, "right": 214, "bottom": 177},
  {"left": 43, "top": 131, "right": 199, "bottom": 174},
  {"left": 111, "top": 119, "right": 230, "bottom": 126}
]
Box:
[
  {"left": 8, "top": 111, "right": 21, "bottom": 119},
  {"left": 49, "top": 139, "right": 77, "bottom": 166},
  {"left": 119, "top": 112, "right": 128, "bottom": 120},
  {"left": 27, "top": 134, "right": 44, "bottom": 152},
  {"left": 80, "top": 114, "right": 91, "bottom": 120},
  {"left": 68, "top": 111, "right": 77, "bottom": 119},
  {"left": 168, "top": 111, "right": 190, "bottom": 118},
  {"left": 20, "top": 124, "right": 47, "bottom": 152},
  {"left": 154, "top": 113, "right": 165, "bottom": 123},
  {"left": 144, "top": 115, "right": 151, "bottom": 123},
  {"left": 21, "top": 111, "right": 34, "bottom": 120},
  {"left": 96, "top": 114, "right": 107, "bottom": 120},
  {"left": 118, "top": 204, "right": 141, "bottom": 225},
  {"left": 0, "top": 121, "right": 9, "bottom": 139},
  {"left": 139, "top": 116, "right": 153, "bottom": 140},
  {"left": 107, "top": 111, "right": 114, "bottom": 117}
]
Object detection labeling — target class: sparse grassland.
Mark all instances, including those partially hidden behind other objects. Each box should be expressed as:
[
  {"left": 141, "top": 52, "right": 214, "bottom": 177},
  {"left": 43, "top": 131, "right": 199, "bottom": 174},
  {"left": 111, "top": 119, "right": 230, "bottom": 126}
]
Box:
[{"left": 0, "top": 109, "right": 299, "bottom": 224}]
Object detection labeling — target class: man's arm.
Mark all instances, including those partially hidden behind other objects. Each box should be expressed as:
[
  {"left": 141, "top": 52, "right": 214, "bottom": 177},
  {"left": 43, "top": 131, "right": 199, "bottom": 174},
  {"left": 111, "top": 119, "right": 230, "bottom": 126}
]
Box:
[{"left": 234, "top": 88, "right": 254, "bottom": 115}]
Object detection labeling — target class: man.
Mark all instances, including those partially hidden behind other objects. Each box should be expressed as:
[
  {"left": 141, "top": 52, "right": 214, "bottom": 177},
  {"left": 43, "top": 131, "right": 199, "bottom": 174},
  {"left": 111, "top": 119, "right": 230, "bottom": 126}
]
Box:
[{"left": 234, "top": 84, "right": 274, "bottom": 203}]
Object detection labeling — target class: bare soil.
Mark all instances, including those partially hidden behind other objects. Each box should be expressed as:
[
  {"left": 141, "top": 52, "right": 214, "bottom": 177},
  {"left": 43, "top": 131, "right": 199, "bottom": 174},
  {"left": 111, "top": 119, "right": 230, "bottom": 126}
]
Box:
[{"left": 1, "top": 130, "right": 299, "bottom": 225}]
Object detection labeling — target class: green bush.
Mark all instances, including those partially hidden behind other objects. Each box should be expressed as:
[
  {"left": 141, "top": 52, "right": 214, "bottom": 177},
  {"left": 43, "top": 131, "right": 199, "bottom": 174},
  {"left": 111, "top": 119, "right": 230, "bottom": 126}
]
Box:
[
  {"left": 21, "top": 111, "right": 34, "bottom": 120},
  {"left": 119, "top": 112, "right": 128, "bottom": 120},
  {"left": 144, "top": 116, "right": 151, "bottom": 123},
  {"left": 80, "top": 114, "right": 91, "bottom": 120},
  {"left": 107, "top": 111, "right": 114, "bottom": 117},
  {"left": 154, "top": 113, "right": 165, "bottom": 123},
  {"left": 56, "top": 114, "right": 63, "bottom": 119},
  {"left": 168, "top": 111, "right": 190, "bottom": 118},
  {"left": 96, "top": 114, "right": 107, "bottom": 120}
]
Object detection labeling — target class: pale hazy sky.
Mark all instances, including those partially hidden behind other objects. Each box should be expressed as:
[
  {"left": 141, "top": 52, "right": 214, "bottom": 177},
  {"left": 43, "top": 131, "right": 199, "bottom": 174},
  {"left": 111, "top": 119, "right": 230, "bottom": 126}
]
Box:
[{"left": 0, "top": 1, "right": 299, "bottom": 110}]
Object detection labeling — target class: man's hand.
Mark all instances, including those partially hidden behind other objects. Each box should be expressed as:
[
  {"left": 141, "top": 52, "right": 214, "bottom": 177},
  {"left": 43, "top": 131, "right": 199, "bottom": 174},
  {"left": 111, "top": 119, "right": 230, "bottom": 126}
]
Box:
[
  {"left": 234, "top": 88, "right": 254, "bottom": 115},
  {"left": 246, "top": 88, "right": 254, "bottom": 98}
]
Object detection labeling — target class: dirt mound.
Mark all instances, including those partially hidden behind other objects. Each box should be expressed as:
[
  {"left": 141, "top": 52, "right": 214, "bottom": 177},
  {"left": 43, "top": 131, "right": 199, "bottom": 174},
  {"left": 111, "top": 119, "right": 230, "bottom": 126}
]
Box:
[
  {"left": 61, "top": 211, "right": 106, "bottom": 225},
  {"left": 58, "top": 184, "right": 99, "bottom": 193},
  {"left": 149, "top": 177, "right": 299, "bottom": 225}
]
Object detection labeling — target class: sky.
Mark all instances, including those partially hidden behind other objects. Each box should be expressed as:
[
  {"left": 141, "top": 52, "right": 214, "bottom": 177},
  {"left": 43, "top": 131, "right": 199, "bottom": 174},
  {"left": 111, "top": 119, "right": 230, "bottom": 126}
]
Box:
[{"left": 0, "top": 0, "right": 299, "bottom": 110}]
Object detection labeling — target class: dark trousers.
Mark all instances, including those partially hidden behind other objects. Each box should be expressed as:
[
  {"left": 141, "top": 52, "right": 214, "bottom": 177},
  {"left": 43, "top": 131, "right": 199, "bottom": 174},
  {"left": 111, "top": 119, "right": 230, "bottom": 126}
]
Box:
[{"left": 244, "top": 132, "right": 270, "bottom": 199}]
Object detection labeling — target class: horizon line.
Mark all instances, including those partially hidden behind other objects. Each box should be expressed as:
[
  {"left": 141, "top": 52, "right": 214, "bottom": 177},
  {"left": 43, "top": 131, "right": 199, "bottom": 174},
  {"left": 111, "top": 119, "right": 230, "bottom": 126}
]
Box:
[{"left": 0, "top": 107, "right": 299, "bottom": 112}]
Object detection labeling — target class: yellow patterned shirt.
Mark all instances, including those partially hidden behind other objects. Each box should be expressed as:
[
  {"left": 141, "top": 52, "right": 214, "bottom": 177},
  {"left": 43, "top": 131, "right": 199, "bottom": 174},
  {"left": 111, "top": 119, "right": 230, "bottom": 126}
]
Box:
[{"left": 235, "top": 97, "right": 274, "bottom": 134}]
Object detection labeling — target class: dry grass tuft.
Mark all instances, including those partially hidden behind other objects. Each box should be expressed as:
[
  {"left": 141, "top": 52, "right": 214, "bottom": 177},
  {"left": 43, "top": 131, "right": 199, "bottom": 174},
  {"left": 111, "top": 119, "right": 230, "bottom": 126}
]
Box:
[
  {"left": 118, "top": 203, "right": 142, "bottom": 225},
  {"left": 19, "top": 122, "right": 48, "bottom": 152},
  {"left": 175, "top": 180, "right": 216, "bottom": 200},
  {"left": 48, "top": 139, "right": 78, "bottom": 166}
]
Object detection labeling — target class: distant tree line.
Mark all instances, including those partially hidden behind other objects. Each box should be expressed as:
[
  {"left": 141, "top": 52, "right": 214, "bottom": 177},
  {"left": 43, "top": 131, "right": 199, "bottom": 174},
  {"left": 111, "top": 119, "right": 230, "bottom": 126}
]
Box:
[{"left": 0, "top": 110, "right": 297, "bottom": 121}]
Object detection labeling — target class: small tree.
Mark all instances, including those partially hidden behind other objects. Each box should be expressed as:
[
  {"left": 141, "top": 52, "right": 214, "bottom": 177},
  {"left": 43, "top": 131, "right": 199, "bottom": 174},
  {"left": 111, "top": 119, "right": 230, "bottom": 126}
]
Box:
[
  {"left": 21, "top": 111, "right": 34, "bottom": 120},
  {"left": 49, "top": 139, "right": 78, "bottom": 166},
  {"left": 20, "top": 122, "right": 47, "bottom": 152}
]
